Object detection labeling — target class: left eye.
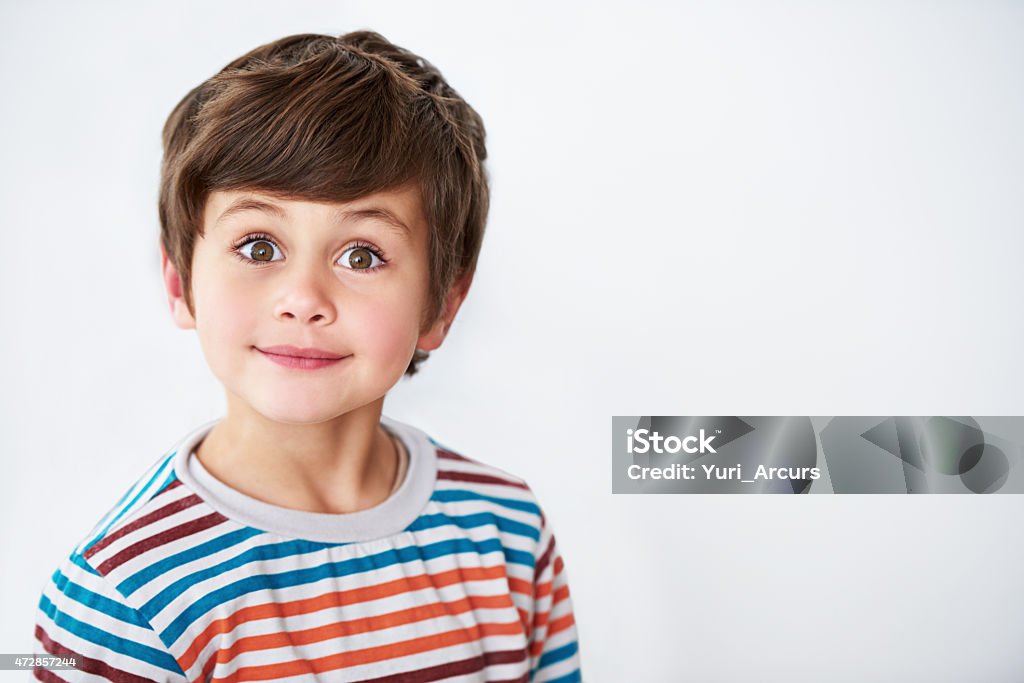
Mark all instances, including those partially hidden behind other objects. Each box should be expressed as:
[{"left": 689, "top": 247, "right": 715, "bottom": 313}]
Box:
[
  {"left": 240, "top": 239, "right": 282, "bottom": 262},
  {"left": 339, "top": 246, "right": 383, "bottom": 270}
]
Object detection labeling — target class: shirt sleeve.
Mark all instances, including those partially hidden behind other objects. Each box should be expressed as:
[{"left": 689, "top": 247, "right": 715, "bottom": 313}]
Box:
[
  {"left": 33, "top": 550, "right": 188, "bottom": 682},
  {"left": 528, "top": 507, "right": 582, "bottom": 683}
]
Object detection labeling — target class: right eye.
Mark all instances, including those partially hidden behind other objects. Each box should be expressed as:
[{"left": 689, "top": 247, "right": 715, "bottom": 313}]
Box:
[{"left": 235, "top": 234, "right": 283, "bottom": 263}]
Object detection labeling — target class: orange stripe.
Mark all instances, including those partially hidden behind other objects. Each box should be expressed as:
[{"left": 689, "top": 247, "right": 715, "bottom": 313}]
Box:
[
  {"left": 529, "top": 588, "right": 555, "bottom": 659},
  {"left": 525, "top": 574, "right": 573, "bottom": 657},
  {"left": 530, "top": 613, "right": 575, "bottom": 659},
  {"left": 548, "top": 613, "right": 575, "bottom": 637},
  {"left": 216, "top": 619, "right": 525, "bottom": 682},
  {"left": 223, "top": 592, "right": 513, "bottom": 655},
  {"left": 532, "top": 608, "right": 550, "bottom": 633},
  {"left": 516, "top": 607, "right": 530, "bottom": 638},
  {"left": 180, "top": 564, "right": 510, "bottom": 671},
  {"left": 200, "top": 653, "right": 217, "bottom": 683},
  {"left": 506, "top": 576, "right": 532, "bottom": 597}
]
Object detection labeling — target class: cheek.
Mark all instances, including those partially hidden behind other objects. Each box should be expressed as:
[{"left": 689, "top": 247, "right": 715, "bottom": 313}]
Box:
[
  {"left": 350, "top": 292, "right": 422, "bottom": 364},
  {"left": 192, "top": 270, "right": 257, "bottom": 357}
]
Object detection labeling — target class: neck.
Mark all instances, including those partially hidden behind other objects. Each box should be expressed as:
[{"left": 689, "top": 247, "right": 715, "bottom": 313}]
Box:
[{"left": 194, "top": 392, "right": 399, "bottom": 514}]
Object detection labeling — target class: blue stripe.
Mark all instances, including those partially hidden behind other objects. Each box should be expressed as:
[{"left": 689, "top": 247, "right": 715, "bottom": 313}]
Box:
[
  {"left": 69, "top": 552, "right": 100, "bottom": 577},
  {"left": 82, "top": 453, "right": 177, "bottom": 555},
  {"left": 503, "top": 545, "right": 534, "bottom": 568},
  {"left": 156, "top": 535, "right": 530, "bottom": 644},
  {"left": 537, "top": 641, "right": 579, "bottom": 671},
  {"left": 432, "top": 489, "right": 541, "bottom": 516},
  {"left": 140, "top": 511, "right": 536, "bottom": 617},
  {"left": 156, "top": 468, "right": 179, "bottom": 495},
  {"left": 408, "top": 511, "right": 540, "bottom": 542},
  {"left": 141, "top": 538, "right": 342, "bottom": 617},
  {"left": 38, "top": 595, "right": 184, "bottom": 675},
  {"left": 52, "top": 569, "right": 150, "bottom": 628},
  {"left": 117, "top": 527, "right": 266, "bottom": 597}
]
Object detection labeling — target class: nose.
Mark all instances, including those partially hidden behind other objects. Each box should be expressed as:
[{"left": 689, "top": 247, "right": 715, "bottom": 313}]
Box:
[{"left": 272, "top": 265, "right": 337, "bottom": 325}]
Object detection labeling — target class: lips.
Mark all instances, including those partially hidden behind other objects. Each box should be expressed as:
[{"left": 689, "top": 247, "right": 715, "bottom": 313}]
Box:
[
  {"left": 257, "top": 345, "right": 345, "bottom": 360},
  {"left": 255, "top": 345, "right": 348, "bottom": 371}
]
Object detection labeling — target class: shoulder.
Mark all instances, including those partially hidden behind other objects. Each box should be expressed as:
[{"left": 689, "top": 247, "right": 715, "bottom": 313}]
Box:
[
  {"left": 411, "top": 426, "right": 555, "bottom": 548},
  {"left": 435, "top": 443, "right": 533, "bottom": 492},
  {"left": 34, "top": 426, "right": 213, "bottom": 680},
  {"left": 73, "top": 450, "right": 181, "bottom": 560},
  {"left": 70, "top": 421, "right": 217, "bottom": 568},
  {"left": 423, "top": 432, "right": 542, "bottom": 509}
]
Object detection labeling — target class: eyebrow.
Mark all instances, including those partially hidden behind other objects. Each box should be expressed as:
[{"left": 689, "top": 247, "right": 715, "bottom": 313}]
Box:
[
  {"left": 214, "top": 196, "right": 413, "bottom": 238},
  {"left": 214, "top": 198, "right": 286, "bottom": 226},
  {"left": 337, "top": 208, "right": 412, "bottom": 239}
]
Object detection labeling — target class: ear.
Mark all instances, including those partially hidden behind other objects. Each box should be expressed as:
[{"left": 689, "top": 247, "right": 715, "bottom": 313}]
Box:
[
  {"left": 416, "top": 272, "right": 474, "bottom": 353},
  {"left": 161, "top": 242, "right": 196, "bottom": 330}
]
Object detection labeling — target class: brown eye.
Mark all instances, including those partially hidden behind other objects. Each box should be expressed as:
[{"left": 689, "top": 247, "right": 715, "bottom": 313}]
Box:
[
  {"left": 237, "top": 237, "right": 281, "bottom": 263},
  {"left": 340, "top": 245, "right": 384, "bottom": 271},
  {"left": 250, "top": 240, "right": 275, "bottom": 262},
  {"left": 347, "top": 247, "right": 372, "bottom": 269}
]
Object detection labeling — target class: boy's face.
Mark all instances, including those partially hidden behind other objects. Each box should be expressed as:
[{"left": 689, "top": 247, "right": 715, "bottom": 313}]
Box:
[{"left": 161, "top": 184, "right": 467, "bottom": 424}]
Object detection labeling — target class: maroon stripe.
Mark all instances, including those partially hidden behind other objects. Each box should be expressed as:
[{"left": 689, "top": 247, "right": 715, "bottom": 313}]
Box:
[
  {"left": 35, "top": 624, "right": 154, "bottom": 683},
  {"left": 33, "top": 666, "right": 67, "bottom": 682},
  {"left": 437, "top": 448, "right": 470, "bottom": 462},
  {"left": 85, "top": 493, "right": 203, "bottom": 560},
  {"left": 97, "top": 511, "right": 228, "bottom": 574},
  {"left": 535, "top": 534, "right": 555, "bottom": 580},
  {"left": 437, "top": 470, "right": 529, "bottom": 490},
  {"left": 350, "top": 647, "right": 528, "bottom": 683}
]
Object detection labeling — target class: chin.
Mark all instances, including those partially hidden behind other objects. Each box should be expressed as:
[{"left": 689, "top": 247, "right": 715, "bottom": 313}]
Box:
[
  {"left": 244, "top": 393, "right": 349, "bottom": 425},
  {"left": 253, "top": 407, "right": 336, "bottom": 425},
  {"left": 249, "top": 385, "right": 390, "bottom": 425}
]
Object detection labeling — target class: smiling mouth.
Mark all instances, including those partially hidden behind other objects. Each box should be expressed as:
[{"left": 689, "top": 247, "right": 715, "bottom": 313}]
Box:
[
  {"left": 256, "top": 345, "right": 346, "bottom": 360},
  {"left": 254, "top": 347, "right": 349, "bottom": 370}
]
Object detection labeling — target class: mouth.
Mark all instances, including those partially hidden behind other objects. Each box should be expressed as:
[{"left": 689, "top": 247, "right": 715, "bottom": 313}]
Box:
[
  {"left": 256, "top": 345, "right": 345, "bottom": 360},
  {"left": 254, "top": 345, "right": 349, "bottom": 370}
]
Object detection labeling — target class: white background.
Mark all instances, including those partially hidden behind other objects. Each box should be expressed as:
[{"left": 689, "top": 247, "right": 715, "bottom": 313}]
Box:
[{"left": 2, "top": 1, "right": 1023, "bottom": 681}]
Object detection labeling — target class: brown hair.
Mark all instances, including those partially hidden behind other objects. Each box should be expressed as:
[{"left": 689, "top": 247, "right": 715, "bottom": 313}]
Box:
[{"left": 158, "top": 31, "right": 489, "bottom": 376}]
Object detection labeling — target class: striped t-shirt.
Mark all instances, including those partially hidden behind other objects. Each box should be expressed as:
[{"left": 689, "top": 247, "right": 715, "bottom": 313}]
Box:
[{"left": 33, "top": 416, "right": 581, "bottom": 682}]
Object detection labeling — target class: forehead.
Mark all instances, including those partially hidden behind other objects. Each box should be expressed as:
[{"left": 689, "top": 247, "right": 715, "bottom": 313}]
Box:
[{"left": 203, "top": 184, "right": 427, "bottom": 240}]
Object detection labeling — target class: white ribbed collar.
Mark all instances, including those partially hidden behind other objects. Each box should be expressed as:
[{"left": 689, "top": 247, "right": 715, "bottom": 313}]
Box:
[{"left": 171, "top": 415, "right": 437, "bottom": 543}]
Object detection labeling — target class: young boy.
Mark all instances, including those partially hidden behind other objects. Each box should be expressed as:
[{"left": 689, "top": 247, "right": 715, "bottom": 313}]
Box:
[{"left": 33, "top": 31, "right": 581, "bottom": 682}]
